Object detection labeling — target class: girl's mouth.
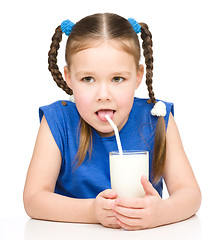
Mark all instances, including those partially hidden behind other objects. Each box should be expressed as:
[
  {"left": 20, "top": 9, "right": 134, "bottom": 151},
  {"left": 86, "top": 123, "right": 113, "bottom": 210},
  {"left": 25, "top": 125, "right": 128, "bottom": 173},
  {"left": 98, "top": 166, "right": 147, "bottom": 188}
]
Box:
[{"left": 96, "top": 109, "right": 115, "bottom": 122}]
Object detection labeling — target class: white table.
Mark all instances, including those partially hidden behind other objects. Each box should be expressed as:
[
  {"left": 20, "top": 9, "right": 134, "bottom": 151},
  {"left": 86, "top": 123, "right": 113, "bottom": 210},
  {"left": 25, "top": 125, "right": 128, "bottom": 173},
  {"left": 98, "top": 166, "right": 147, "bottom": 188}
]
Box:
[{"left": 1, "top": 211, "right": 202, "bottom": 240}]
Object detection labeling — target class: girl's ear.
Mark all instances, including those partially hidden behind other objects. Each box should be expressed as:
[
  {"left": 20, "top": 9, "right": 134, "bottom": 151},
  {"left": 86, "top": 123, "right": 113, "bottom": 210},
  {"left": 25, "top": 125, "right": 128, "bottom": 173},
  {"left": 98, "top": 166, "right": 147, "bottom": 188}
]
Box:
[
  {"left": 135, "top": 64, "right": 144, "bottom": 90},
  {"left": 64, "top": 66, "right": 72, "bottom": 89}
]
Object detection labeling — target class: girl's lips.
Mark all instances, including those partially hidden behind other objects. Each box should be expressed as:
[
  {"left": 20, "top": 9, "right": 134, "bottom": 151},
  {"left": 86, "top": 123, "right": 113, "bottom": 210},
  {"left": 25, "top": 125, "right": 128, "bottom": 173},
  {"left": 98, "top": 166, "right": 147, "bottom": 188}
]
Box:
[{"left": 96, "top": 109, "right": 115, "bottom": 122}]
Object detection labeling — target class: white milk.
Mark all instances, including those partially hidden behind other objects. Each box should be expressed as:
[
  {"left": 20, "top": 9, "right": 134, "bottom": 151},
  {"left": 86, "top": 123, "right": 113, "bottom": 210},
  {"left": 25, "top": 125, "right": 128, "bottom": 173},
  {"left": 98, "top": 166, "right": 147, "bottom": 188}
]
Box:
[{"left": 110, "top": 151, "right": 149, "bottom": 198}]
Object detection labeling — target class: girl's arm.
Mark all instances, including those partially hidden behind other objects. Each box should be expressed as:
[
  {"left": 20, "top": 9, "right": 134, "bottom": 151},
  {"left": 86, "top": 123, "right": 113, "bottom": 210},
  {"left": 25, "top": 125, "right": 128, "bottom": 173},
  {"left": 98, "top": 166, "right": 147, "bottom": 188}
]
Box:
[
  {"left": 113, "top": 113, "right": 201, "bottom": 230},
  {"left": 23, "top": 116, "right": 119, "bottom": 227},
  {"left": 23, "top": 116, "right": 95, "bottom": 222},
  {"left": 160, "top": 113, "right": 201, "bottom": 224}
]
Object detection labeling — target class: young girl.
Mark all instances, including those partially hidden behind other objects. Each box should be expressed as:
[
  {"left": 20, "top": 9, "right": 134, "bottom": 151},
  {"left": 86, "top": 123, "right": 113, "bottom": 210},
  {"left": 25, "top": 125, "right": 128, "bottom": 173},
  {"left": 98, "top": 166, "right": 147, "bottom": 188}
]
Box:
[{"left": 23, "top": 13, "right": 201, "bottom": 230}]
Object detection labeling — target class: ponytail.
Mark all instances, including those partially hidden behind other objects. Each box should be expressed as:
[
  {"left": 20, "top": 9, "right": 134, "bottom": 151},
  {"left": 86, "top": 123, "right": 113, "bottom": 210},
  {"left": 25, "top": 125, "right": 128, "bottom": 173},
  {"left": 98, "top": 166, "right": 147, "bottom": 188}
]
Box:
[
  {"left": 48, "top": 26, "right": 73, "bottom": 95},
  {"left": 48, "top": 25, "right": 92, "bottom": 169},
  {"left": 140, "top": 23, "right": 167, "bottom": 183}
]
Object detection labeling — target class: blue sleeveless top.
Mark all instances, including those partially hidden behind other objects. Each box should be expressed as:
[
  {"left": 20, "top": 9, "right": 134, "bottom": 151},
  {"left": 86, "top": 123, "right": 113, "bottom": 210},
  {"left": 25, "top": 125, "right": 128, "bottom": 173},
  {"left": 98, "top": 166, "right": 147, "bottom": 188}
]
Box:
[{"left": 39, "top": 97, "right": 174, "bottom": 198}]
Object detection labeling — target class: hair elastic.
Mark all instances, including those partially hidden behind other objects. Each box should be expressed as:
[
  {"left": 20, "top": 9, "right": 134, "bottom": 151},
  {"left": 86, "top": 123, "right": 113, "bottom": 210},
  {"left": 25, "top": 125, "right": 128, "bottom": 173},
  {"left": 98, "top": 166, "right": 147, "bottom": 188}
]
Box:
[
  {"left": 61, "top": 19, "right": 75, "bottom": 36},
  {"left": 128, "top": 18, "right": 141, "bottom": 34},
  {"left": 151, "top": 101, "right": 167, "bottom": 117}
]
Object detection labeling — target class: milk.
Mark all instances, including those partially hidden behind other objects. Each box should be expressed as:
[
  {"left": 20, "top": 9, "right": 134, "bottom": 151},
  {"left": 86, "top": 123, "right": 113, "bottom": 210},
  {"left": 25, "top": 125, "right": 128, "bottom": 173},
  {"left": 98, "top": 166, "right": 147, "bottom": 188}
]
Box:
[{"left": 110, "top": 151, "right": 149, "bottom": 198}]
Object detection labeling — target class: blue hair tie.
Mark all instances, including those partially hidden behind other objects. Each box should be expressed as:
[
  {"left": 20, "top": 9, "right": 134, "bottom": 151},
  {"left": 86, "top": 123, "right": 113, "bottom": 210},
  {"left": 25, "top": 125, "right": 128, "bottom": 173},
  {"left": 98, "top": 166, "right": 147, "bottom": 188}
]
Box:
[
  {"left": 128, "top": 18, "right": 141, "bottom": 34},
  {"left": 61, "top": 19, "right": 75, "bottom": 36}
]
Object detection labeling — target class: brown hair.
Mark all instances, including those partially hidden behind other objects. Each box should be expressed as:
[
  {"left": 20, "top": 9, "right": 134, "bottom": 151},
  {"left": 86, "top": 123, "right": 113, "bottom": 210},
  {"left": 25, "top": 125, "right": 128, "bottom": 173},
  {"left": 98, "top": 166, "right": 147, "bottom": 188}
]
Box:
[{"left": 48, "top": 13, "right": 166, "bottom": 183}]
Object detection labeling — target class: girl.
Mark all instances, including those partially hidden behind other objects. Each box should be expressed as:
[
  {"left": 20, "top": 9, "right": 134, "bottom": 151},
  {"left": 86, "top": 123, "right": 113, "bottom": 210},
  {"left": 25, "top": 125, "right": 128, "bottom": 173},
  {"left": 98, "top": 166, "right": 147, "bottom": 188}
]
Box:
[{"left": 23, "top": 13, "right": 201, "bottom": 230}]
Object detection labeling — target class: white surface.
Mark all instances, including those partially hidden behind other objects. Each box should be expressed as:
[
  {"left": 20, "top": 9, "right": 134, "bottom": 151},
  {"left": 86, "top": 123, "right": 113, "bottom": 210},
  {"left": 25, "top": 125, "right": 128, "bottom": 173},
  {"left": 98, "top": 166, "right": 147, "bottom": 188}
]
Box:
[
  {"left": 1, "top": 213, "right": 202, "bottom": 240},
  {"left": 0, "top": 0, "right": 201, "bottom": 226}
]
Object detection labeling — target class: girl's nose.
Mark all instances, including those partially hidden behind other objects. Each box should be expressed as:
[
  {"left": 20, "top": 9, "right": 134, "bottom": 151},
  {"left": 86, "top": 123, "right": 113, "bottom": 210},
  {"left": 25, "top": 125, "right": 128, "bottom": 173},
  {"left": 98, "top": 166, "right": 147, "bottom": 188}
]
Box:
[{"left": 97, "top": 82, "right": 111, "bottom": 101}]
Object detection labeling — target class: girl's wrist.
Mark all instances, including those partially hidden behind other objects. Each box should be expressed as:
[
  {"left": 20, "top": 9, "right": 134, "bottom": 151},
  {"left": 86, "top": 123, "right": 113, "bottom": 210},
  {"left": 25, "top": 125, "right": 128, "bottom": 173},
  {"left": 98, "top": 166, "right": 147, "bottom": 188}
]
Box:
[
  {"left": 158, "top": 197, "right": 180, "bottom": 227},
  {"left": 157, "top": 198, "right": 171, "bottom": 226},
  {"left": 89, "top": 198, "right": 99, "bottom": 224}
]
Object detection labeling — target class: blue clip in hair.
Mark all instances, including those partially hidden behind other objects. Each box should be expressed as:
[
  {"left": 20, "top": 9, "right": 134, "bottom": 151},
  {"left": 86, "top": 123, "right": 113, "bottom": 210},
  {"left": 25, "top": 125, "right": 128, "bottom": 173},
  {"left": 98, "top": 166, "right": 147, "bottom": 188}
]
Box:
[
  {"left": 128, "top": 18, "right": 141, "bottom": 34},
  {"left": 61, "top": 19, "right": 75, "bottom": 36}
]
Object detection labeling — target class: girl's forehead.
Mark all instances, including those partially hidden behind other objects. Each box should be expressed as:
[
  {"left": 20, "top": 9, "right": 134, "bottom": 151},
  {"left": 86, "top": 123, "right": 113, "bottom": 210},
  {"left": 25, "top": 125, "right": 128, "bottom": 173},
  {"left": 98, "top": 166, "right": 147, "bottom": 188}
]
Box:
[
  {"left": 79, "top": 38, "right": 135, "bottom": 52},
  {"left": 68, "top": 39, "right": 137, "bottom": 68},
  {"left": 73, "top": 40, "right": 133, "bottom": 60},
  {"left": 69, "top": 40, "right": 137, "bottom": 75}
]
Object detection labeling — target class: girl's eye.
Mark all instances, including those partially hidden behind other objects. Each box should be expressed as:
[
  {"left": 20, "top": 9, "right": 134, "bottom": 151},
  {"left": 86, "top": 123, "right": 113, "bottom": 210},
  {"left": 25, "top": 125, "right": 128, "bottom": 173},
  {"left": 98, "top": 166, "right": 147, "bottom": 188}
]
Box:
[
  {"left": 82, "top": 76, "right": 94, "bottom": 83},
  {"left": 112, "top": 77, "right": 124, "bottom": 83}
]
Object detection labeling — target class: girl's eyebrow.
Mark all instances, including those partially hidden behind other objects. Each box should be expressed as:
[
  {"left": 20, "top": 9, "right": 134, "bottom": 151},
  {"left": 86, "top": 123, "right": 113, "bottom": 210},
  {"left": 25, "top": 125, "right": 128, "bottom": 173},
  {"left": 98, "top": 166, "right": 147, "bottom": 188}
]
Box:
[
  {"left": 75, "top": 71, "right": 94, "bottom": 77},
  {"left": 112, "top": 71, "right": 131, "bottom": 76}
]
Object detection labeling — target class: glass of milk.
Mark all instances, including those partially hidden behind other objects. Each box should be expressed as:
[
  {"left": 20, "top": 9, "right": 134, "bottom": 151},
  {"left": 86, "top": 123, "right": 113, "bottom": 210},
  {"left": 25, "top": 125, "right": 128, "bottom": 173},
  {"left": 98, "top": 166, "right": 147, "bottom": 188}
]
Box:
[{"left": 109, "top": 151, "right": 149, "bottom": 198}]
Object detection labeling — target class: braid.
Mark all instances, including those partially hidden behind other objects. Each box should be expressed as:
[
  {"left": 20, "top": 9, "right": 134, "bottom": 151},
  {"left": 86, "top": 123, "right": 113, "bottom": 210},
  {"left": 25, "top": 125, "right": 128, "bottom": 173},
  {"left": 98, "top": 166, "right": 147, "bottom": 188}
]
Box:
[
  {"left": 48, "top": 26, "right": 73, "bottom": 95},
  {"left": 140, "top": 23, "right": 166, "bottom": 183},
  {"left": 139, "top": 23, "right": 156, "bottom": 104}
]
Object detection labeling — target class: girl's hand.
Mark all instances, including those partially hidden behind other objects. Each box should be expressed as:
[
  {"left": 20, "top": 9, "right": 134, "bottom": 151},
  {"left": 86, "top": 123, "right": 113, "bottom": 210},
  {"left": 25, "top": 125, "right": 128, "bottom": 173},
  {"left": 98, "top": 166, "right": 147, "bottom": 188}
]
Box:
[
  {"left": 113, "top": 176, "right": 164, "bottom": 230},
  {"left": 94, "top": 189, "right": 121, "bottom": 229}
]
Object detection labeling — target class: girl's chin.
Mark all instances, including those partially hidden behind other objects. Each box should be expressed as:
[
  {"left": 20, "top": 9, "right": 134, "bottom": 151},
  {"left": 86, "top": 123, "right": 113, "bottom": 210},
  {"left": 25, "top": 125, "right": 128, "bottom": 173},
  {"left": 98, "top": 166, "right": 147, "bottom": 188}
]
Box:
[{"left": 95, "top": 129, "right": 115, "bottom": 138}]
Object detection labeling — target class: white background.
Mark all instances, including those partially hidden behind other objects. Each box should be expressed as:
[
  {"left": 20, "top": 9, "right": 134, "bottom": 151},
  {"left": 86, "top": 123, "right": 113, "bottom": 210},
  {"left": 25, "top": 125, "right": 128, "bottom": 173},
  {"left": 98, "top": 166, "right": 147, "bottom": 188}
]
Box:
[{"left": 0, "top": 0, "right": 201, "bottom": 218}]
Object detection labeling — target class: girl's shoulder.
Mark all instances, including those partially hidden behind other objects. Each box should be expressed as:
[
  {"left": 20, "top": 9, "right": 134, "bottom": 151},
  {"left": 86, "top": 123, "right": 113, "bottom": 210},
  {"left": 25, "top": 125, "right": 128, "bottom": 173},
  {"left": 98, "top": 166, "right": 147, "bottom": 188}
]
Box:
[
  {"left": 38, "top": 100, "right": 79, "bottom": 159},
  {"left": 39, "top": 100, "right": 79, "bottom": 122},
  {"left": 133, "top": 97, "right": 174, "bottom": 114},
  {"left": 133, "top": 97, "right": 174, "bottom": 129},
  {"left": 134, "top": 97, "right": 174, "bottom": 111}
]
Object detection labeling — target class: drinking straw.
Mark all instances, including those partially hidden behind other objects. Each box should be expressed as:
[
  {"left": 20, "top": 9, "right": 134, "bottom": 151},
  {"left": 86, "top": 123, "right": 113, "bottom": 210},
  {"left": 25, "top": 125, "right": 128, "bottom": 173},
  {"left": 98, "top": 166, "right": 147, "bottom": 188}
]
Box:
[{"left": 105, "top": 115, "right": 123, "bottom": 155}]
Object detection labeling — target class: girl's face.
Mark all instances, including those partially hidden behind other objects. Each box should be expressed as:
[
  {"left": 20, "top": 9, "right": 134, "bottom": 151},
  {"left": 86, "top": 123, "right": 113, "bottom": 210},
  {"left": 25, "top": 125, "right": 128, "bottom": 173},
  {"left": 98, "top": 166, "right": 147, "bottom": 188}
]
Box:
[{"left": 64, "top": 40, "right": 143, "bottom": 137}]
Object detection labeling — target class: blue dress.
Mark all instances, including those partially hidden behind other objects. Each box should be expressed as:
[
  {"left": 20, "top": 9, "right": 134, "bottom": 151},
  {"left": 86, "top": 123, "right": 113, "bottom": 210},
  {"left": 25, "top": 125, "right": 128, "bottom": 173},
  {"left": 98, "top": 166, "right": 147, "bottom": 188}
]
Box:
[{"left": 39, "top": 97, "right": 174, "bottom": 198}]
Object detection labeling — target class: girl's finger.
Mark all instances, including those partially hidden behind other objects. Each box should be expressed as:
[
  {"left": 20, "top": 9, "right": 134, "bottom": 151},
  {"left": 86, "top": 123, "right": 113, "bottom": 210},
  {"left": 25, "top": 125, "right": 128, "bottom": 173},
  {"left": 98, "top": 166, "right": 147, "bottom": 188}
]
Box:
[
  {"left": 113, "top": 205, "right": 144, "bottom": 218},
  {"left": 107, "top": 216, "right": 122, "bottom": 229},
  {"left": 98, "top": 189, "right": 117, "bottom": 199},
  {"left": 109, "top": 224, "right": 122, "bottom": 229},
  {"left": 114, "top": 211, "right": 143, "bottom": 227},
  {"left": 117, "top": 220, "right": 143, "bottom": 231},
  {"left": 103, "top": 198, "right": 116, "bottom": 210},
  {"left": 141, "top": 175, "right": 159, "bottom": 196},
  {"left": 104, "top": 209, "right": 117, "bottom": 217},
  {"left": 115, "top": 197, "right": 145, "bottom": 209}
]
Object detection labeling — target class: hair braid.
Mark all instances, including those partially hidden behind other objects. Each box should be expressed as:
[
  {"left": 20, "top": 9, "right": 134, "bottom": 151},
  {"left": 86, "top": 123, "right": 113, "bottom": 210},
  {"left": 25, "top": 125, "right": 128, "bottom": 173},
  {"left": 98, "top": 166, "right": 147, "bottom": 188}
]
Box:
[
  {"left": 48, "top": 26, "right": 73, "bottom": 95},
  {"left": 140, "top": 23, "right": 166, "bottom": 183},
  {"left": 139, "top": 23, "right": 156, "bottom": 104}
]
